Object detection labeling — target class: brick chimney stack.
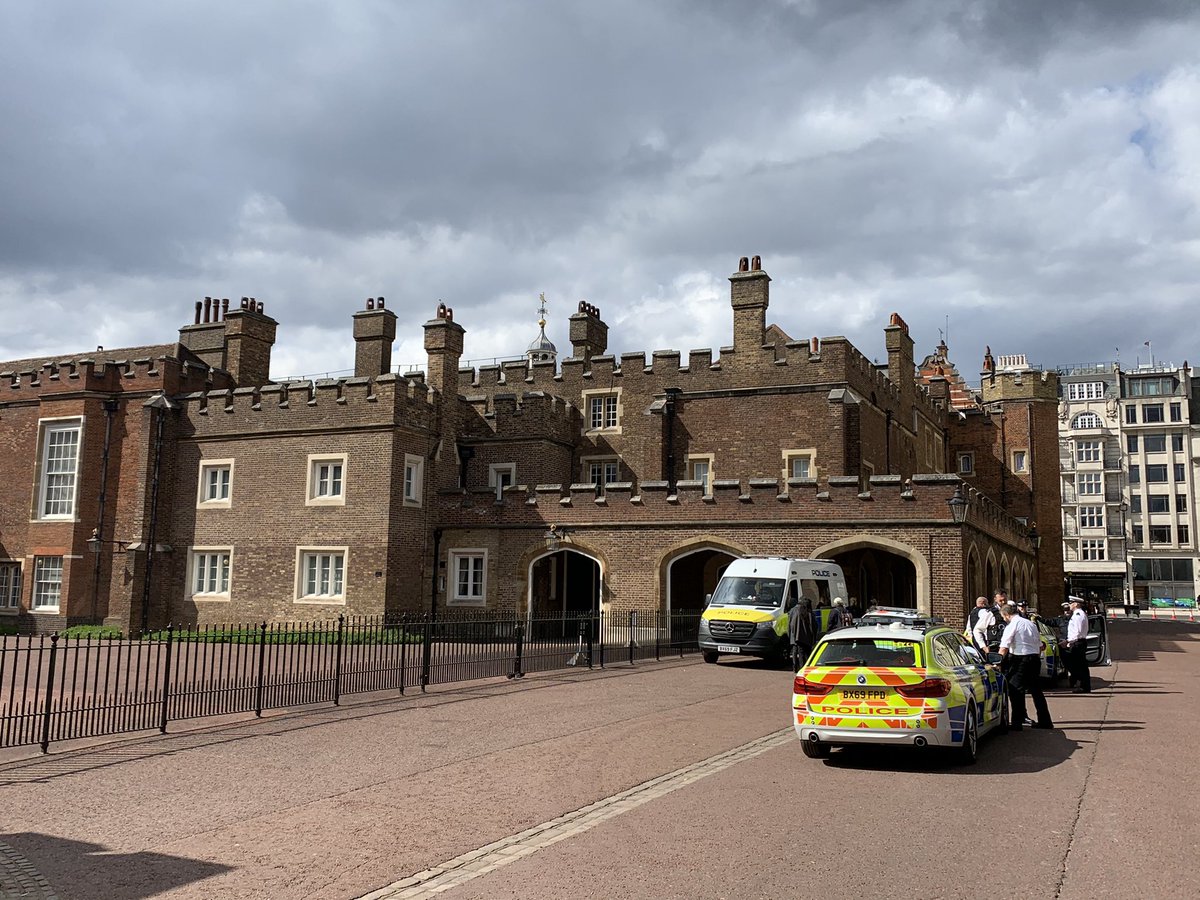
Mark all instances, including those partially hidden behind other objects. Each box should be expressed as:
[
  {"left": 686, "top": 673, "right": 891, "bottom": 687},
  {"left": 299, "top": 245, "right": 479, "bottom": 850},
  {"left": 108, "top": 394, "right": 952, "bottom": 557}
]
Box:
[
  {"left": 353, "top": 296, "right": 398, "bottom": 377},
  {"left": 885, "top": 312, "right": 915, "bottom": 403},
  {"left": 729, "top": 255, "right": 770, "bottom": 356},
  {"left": 222, "top": 298, "right": 277, "bottom": 386},
  {"left": 424, "top": 303, "right": 465, "bottom": 400},
  {"left": 569, "top": 301, "right": 608, "bottom": 365}
]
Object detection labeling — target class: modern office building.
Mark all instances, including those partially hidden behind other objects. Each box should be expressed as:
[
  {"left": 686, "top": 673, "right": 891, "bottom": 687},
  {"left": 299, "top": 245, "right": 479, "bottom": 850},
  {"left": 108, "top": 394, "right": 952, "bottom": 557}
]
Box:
[{"left": 1058, "top": 361, "right": 1197, "bottom": 609}]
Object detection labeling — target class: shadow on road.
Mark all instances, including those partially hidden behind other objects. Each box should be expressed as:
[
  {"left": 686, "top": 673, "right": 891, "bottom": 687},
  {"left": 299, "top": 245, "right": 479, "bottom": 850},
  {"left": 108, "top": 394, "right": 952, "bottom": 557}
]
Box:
[
  {"left": 1, "top": 833, "right": 231, "bottom": 900},
  {"left": 819, "top": 725, "right": 1101, "bottom": 775},
  {"left": 1107, "top": 620, "right": 1200, "bottom": 662}
]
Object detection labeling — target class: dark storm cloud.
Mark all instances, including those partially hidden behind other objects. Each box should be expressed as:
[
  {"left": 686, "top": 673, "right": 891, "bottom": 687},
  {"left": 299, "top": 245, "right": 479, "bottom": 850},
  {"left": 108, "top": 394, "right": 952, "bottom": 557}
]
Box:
[{"left": 1, "top": 0, "right": 1199, "bottom": 378}]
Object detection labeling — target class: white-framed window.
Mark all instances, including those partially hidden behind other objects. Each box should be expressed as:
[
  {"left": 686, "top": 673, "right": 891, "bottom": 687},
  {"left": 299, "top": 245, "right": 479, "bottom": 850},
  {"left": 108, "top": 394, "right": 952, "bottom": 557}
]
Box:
[
  {"left": 449, "top": 549, "right": 487, "bottom": 606},
  {"left": 37, "top": 419, "right": 83, "bottom": 519},
  {"left": 686, "top": 454, "right": 713, "bottom": 492},
  {"left": 32, "top": 556, "right": 63, "bottom": 611},
  {"left": 188, "top": 548, "right": 232, "bottom": 600},
  {"left": 1078, "top": 506, "right": 1104, "bottom": 529},
  {"left": 295, "top": 547, "right": 348, "bottom": 603},
  {"left": 581, "top": 388, "right": 622, "bottom": 432},
  {"left": 585, "top": 458, "right": 619, "bottom": 493},
  {"left": 1081, "top": 540, "right": 1106, "bottom": 561},
  {"left": 1077, "top": 472, "right": 1103, "bottom": 495},
  {"left": 1075, "top": 440, "right": 1101, "bottom": 463},
  {"left": 196, "top": 459, "right": 234, "bottom": 507},
  {"left": 404, "top": 453, "right": 424, "bottom": 507},
  {"left": 957, "top": 452, "right": 974, "bottom": 476},
  {"left": 1072, "top": 411, "right": 1102, "bottom": 430},
  {"left": 1067, "top": 382, "right": 1106, "bottom": 401},
  {"left": 0, "top": 562, "right": 20, "bottom": 611},
  {"left": 782, "top": 450, "right": 816, "bottom": 481},
  {"left": 489, "top": 463, "right": 516, "bottom": 501},
  {"left": 1012, "top": 449, "right": 1028, "bottom": 473},
  {"left": 306, "top": 454, "right": 347, "bottom": 506}
]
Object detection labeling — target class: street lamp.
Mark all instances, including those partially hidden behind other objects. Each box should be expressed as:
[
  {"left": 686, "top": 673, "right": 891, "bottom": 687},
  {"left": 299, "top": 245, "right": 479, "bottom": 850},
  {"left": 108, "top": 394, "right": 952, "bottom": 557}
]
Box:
[
  {"left": 1028, "top": 522, "right": 1042, "bottom": 551},
  {"left": 544, "top": 524, "right": 570, "bottom": 551},
  {"left": 87, "top": 528, "right": 130, "bottom": 553},
  {"left": 947, "top": 483, "right": 969, "bottom": 524}
]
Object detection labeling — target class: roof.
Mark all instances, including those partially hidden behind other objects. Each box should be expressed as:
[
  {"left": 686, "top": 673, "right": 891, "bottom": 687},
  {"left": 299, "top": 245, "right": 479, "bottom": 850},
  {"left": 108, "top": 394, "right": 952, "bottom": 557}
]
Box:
[{"left": 0, "top": 342, "right": 201, "bottom": 373}]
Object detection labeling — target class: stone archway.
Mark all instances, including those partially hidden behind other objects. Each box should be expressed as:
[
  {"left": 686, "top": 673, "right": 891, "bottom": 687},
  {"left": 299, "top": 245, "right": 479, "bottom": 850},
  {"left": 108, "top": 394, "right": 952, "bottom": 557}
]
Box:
[
  {"left": 811, "top": 536, "right": 928, "bottom": 616},
  {"left": 526, "top": 545, "right": 603, "bottom": 639},
  {"left": 660, "top": 539, "right": 747, "bottom": 615}
]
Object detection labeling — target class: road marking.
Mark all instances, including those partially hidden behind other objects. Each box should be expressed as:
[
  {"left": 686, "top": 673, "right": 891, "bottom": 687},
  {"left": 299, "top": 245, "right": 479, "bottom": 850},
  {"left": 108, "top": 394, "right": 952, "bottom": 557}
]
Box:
[{"left": 357, "top": 727, "right": 794, "bottom": 899}]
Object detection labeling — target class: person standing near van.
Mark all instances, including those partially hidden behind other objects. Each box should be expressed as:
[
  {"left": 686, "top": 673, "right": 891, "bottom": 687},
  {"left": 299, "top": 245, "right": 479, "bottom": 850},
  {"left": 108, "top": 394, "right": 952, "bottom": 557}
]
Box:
[
  {"left": 998, "top": 604, "right": 1053, "bottom": 730},
  {"left": 1063, "top": 597, "right": 1093, "bottom": 693},
  {"left": 788, "top": 596, "right": 815, "bottom": 671},
  {"left": 827, "top": 598, "right": 853, "bottom": 631}
]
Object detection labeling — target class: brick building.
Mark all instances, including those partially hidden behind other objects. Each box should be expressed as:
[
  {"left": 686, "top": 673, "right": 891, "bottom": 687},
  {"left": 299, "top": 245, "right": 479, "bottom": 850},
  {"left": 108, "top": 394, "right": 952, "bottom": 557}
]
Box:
[{"left": 0, "top": 259, "right": 1057, "bottom": 634}]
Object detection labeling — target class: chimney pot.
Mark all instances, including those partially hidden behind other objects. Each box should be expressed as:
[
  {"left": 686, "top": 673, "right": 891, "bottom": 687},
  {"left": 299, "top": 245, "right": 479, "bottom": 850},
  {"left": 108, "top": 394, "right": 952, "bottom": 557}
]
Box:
[
  {"left": 203, "top": 296, "right": 212, "bottom": 323},
  {"left": 738, "top": 256, "right": 749, "bottom": 272},
  {"left": 194, "top": 301, "right": 202, "bottom": 325},
  {"left": 378, "top": 296, "right": 385, "bottom": 309},
  {"left": 257, "top": 301, "right": 263, "bottom": 314},
  {"left": 751, "top": 255, "right": 761, "bottom": 271},
  {"left": 367, "top": 297, "right": 375, "bottom": 310}
]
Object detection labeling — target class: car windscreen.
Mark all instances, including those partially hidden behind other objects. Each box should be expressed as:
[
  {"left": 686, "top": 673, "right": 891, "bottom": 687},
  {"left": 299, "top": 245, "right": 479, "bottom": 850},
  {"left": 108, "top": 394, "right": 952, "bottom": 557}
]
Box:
[
  {"left": 709, "top": 576, "right": 785, "bottom": 608},
  {"left": 812, "top": 637, "right": 922, "bottom": 668}
]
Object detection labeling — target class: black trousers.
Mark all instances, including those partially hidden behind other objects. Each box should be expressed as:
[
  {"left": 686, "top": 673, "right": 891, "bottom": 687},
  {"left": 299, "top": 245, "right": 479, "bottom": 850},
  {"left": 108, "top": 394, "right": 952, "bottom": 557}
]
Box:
[
  {"left": 1006, "top": 654, "right": 1052, "bottom": 727},
  {"left": 1063, "top": 642, "right": 1093, "bottom": 692}
]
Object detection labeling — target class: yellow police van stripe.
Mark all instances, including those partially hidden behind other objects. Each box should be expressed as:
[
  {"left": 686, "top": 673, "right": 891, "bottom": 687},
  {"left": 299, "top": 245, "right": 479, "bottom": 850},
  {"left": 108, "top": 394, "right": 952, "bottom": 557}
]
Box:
[{"left": 700, "top": 608, "right": 774, "bottom": 623}]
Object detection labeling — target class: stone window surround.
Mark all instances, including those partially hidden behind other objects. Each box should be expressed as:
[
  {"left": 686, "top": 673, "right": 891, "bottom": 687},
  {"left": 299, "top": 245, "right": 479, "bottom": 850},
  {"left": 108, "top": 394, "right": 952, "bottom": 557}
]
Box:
[
  {"left": 306, "top": 453, "right": 347, "bottom": 507},
  {"left": 187, "top": 546, "right": 233, "bottom": 601},
  {"left": 196, "top": 458, "right": 235, "bottom": 508}
]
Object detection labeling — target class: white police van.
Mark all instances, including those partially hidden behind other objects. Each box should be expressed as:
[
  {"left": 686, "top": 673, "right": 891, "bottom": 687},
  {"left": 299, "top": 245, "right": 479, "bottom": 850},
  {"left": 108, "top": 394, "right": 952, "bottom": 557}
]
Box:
[{"left": 698, "top": 557, "right": 848, "bottom": 663}]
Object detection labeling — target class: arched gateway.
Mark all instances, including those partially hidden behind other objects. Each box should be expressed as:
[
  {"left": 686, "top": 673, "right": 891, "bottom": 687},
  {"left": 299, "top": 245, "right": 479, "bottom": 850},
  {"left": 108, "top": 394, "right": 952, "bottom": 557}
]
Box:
[{"left": 812, "top": 536, "right": 928, "bottom": 616}]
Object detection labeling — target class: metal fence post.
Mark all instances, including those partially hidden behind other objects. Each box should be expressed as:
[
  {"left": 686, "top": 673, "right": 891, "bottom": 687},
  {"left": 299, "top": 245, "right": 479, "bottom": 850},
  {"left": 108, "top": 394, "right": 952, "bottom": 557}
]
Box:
[
  {"left": 599, "top": 610, "right": 605, "bottom": 669},
  {"left": 159, "top": 625, "right": 174, "bottom": 734},
  {"left": 254, "top": 621, "right": 268, "bottom": 717},
  {"left": 39, "top": 634, "right": 59, "bottom": 754},
  {"left": 628, "top": 610, "right": 636, "bottom": 665},
  {"left": 333, "top": 614, "right": 345, "bottom": 707},
  {"left": 655, "top": 610, "right": 661, "bottom": 661},
  {"left": 508, "top": 623, "right": 525, "bottom": 680},
  {"left": 420, "top": 615, "right": 432, "bottom": 692},
  {"left": 399, "top": 613, "right": 407, "bottom": 695},
  {"left": 585, "top": 615, "right": 594, "bottom": 670}
]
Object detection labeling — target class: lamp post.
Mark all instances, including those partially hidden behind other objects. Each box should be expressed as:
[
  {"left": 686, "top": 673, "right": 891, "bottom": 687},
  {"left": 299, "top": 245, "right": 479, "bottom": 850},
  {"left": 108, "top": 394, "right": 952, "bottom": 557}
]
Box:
[
  {"left": 87, "top": 528, "right": 130, "bottom": 554},
  {"left": 947, "top": 483, "right": 969, "bottom": 524}
]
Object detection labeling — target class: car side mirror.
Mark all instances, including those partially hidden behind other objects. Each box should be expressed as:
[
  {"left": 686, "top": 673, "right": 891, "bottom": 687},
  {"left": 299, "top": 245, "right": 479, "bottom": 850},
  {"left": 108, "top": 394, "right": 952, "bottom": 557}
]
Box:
[
  {"left": 704, "top": 593, "right": 712, "bottom": 606},
  {"left": 986, "top": 652, "right": 1004, "bottom": 665}
]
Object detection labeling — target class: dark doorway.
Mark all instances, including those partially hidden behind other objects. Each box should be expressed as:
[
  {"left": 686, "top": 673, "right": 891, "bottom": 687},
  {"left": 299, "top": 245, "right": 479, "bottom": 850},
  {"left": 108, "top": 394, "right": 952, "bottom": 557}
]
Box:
[
  {"left": 529, "top": 550, "right": 601, "bottom": 637},
  {"left": 825, "top": 546, "right": 917, "bottom": 611},
  {"left": 668, "top": 548, "right": 738, "bottom": 613}
]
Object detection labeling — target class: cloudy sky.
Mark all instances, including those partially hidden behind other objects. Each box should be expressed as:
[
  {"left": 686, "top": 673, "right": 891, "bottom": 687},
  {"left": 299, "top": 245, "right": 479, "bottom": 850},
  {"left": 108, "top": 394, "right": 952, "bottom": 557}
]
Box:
[{"left": 2, "top": 0, "right": 1198, "bottom": 384}]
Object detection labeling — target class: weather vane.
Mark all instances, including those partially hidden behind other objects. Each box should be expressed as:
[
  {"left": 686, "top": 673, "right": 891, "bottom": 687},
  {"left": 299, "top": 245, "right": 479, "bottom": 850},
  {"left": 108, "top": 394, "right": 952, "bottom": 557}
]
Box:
[{"left": 537, "top": 291, "right": 548, "bottom": 328}]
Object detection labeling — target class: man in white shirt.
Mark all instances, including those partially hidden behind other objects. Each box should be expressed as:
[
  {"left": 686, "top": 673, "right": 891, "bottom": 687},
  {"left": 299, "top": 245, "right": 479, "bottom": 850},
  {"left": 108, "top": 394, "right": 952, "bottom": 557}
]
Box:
[
  {"left": 998, "top": 604, "right": 1054, "bottom": 730},
  {"left": 969, "top": 597, "right": 994, "bottom": 655},
  {"left": 1063, "top": 597, "right": 1093, "bottom": 693}
]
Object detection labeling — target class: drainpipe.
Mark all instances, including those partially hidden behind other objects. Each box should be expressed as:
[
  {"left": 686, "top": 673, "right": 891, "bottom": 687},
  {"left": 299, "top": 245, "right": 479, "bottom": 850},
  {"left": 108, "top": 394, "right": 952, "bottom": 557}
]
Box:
[
  {"left": 664, "top": 388, "right": 681, "bottom": 491},
  {"left": 140, "top": 395, "right": 175, "bottom": 635},
  {"left": 90, "top": 398, "right": 120, "bottom": 624},
  {"left": 429, "top": 527, "right": 442, "bottom": 622},
  {"left": 885, "top": 409, "right": 893, "bottom": 475}
]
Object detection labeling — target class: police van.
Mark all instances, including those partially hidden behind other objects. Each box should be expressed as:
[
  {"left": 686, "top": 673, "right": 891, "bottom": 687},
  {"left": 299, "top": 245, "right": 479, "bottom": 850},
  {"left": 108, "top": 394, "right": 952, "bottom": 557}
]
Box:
[{"left": 698, "top": 557, "right": 848, "bottom": 664}]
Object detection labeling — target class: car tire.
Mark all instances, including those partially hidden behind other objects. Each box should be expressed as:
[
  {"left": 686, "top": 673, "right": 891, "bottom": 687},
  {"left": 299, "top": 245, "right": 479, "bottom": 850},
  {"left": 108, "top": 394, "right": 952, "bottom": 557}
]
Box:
[
  {"left": 801, "top": 739, "right": 830, "bottom": 759},
  {"left": 957, "top": 705, "right": 979, "bottom": 765},
  {"left": 702, "top": 650, "right": 719, "bottom": 664},
  {"left": 998, "top": 695, "right": 1010, "bottom": 733}
]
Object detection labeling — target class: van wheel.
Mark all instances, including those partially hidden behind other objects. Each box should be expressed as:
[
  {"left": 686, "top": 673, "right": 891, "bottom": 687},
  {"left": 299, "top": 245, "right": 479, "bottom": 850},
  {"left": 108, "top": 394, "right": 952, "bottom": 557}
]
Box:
[
  {"left": 702, "top": 650, "right": 719, "bottom": 664},
  {"left": 957, "top": 706, "right": 979, "bottom": 765},
  {"left": 801, "top": 739, "right": 830, "bottom": 759}
]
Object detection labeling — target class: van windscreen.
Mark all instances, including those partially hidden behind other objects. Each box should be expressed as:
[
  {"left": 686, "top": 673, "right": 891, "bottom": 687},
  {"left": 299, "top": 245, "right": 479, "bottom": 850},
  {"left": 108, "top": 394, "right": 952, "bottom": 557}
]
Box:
[{"left": 709, "top": 577, "right": 785, "bottom": 607}]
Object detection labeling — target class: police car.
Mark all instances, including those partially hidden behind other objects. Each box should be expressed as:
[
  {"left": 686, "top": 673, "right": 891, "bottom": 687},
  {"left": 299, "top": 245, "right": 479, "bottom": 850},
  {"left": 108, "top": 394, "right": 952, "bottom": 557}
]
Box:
[
  {"left": 857, "top": 605, "right": 945, "bottom": 627},
  {"left": 793, "top": 620, "right": 1007, "bottom": 764}
]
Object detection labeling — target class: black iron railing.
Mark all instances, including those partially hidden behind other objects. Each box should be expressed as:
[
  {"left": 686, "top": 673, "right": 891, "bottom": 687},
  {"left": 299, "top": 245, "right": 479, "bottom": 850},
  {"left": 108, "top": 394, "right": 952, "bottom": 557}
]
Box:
[{"left": 0, "top": 610, "right": 702, "bottom": 752}]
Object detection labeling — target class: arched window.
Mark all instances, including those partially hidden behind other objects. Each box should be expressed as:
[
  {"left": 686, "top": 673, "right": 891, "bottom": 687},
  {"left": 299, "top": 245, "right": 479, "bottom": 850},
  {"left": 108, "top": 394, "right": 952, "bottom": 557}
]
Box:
[{"left": 1072, "top": 411, "right": 1101, "bottom": 429}]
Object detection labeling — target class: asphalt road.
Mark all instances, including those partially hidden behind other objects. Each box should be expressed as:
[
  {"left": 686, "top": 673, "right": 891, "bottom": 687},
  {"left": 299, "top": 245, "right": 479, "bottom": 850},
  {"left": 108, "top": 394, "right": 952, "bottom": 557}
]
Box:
[{"left": 1, "top": 620, "right": 1196, "bottom": 900}]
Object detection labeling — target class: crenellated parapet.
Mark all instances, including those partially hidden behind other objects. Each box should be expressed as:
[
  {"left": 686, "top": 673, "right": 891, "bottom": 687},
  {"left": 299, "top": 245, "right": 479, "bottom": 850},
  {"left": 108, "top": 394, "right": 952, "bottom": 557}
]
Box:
[
  {"left": 461, "top": 390, "right": 582, "bottom": 443},
  {"left": 0, "top": 352, "right": 226, "bottom": 400},
  {"left": 436, "top": 471, "right": 1031, "bottom": 547},
  {"left": 175, "top": 371, "right": 438, "bottom": 434}
]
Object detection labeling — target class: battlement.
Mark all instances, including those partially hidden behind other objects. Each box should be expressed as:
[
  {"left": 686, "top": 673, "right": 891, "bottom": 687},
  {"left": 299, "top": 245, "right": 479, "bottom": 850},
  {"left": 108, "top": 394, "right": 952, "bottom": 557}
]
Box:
[
  {"left": 0, "top": 353, "right": 225, "bottom": 400},
  {"left": 434, "top": 472, "right": 1031, "bottom": 544},
  {"left": 462, "top": 390, "right": 582, "bottom": 440},
  {"left": 175, "top": 370, "right": 438, "bottom": 433}
]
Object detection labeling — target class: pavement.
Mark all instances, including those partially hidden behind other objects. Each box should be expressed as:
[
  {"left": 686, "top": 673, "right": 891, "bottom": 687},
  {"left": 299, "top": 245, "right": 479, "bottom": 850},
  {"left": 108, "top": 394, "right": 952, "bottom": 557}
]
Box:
[{"left": 1, "top": 619, "right": 1198, "bottom": 899}]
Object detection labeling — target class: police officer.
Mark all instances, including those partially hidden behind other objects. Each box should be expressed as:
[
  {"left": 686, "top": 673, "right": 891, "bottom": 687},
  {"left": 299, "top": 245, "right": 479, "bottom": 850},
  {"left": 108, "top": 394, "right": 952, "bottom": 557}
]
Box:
[
  {"left": 997, "top": 604, "right": 1053, "bottom": 730},
  {"left": 1063, "top": 596, "right": 1093, "bottom": 693}
]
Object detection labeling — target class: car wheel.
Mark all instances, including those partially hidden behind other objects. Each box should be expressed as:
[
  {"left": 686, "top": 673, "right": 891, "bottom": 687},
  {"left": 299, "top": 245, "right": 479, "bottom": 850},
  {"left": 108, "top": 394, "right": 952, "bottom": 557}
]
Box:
[
  {"left": 801, "top": 739, "right": 830, "bottom": 759},
  {"left": 998, "top": 695, "right": 1010, "bottom": 732},
  {"left": 702, "top": 650, "right": 719, "bottom": 664},
  {"left": 957, "top": 705, "right": 979, "bottom": 765}
]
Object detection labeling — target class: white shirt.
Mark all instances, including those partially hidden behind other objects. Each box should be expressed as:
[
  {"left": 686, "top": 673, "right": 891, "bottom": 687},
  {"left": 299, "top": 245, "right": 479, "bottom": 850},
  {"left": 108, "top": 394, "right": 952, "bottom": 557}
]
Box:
[
  {"left": 1067, "top": 608, "right": 1089, "bottom": 643},
  {"left": 972, "top": 608, "right": 995, "bottom": 649},
  {"left": 1000, "top": 615, "right": 1041, "bottom": 656}
]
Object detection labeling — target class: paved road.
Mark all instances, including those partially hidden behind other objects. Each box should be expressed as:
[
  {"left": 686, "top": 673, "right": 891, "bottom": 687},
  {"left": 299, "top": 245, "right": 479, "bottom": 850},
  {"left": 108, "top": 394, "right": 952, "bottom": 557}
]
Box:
[{"left": 1, "top": 621, "right": 1197, "bottom": 899}]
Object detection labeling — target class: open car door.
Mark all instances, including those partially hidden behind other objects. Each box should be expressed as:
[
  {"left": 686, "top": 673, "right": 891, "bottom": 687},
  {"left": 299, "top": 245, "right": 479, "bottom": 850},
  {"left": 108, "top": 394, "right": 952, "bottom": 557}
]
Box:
[{"left": 1085, "top": 612, "right": 1109, "bottom": 665}]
